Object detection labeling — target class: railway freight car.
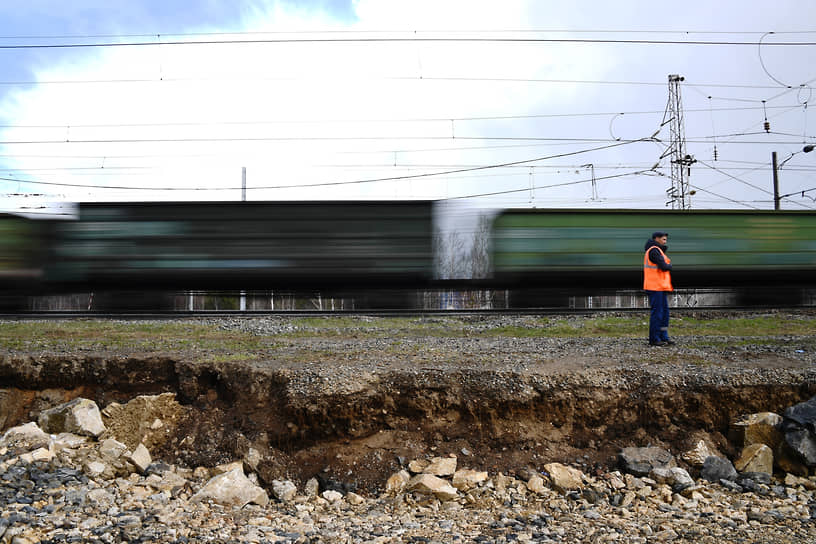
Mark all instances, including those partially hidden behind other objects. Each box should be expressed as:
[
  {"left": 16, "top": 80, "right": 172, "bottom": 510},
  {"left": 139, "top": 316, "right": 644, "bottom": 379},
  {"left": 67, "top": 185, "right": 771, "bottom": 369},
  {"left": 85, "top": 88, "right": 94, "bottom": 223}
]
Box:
[
  {"left": 491, "top": 209, "right": 816, "bottom": 305},
  {"left": 46, "top": 201, "right": 435, "bottom": 295},
  {"left": 0, "top": 213, "right": 49, "bottom": 308}
]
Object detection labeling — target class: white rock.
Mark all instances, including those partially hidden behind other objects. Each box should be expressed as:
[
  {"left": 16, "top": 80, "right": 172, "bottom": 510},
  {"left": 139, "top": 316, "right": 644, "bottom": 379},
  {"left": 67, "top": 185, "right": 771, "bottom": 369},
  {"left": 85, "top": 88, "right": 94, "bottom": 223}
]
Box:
[
  {"left": 190, "top": 467, "right": 269, "bottom": 508},
  {"left": 38, "top": 398, "right": 106, "bottom": 437},
  {"left": 128, "top": 443, "right": 152, "bottom": 474},
  {"left": 272, "top": 479, "right": 298, "bottom": 502},
  {"left": 99, "top": 438, "right": 129, "bottom": 461},
  {"left": 423, "top": 456, "right": 457, "bottom": 476},
  {"left": 526, "top": 475, "right": 546, "bottom": 494},
  {"left": 452, "top": 469, "right": 489, "bottom": 491},
  {"left": 543, "top": 463, "right": 585, "bottom": 492},
  {"left": 407, "top": 473, "right": 459, "bottom": 501},
  {"left": 346, "top": 491, "right": 365, "bottom": 505},
  {"left": 52, "top": 432, "right": 89, "bottom": 452},
  {"left": 85, "top": 461, "right": 108, "bottom": 477},
  {"left": 322, "top": 489, "right": 343, "bottom": 502},
  {"left": 0, "top": 422, "right": 50, "bottom": 451},
  {"left": 649, "top": 467, "right": 694, "bottom": 488},
  {"left": 20, "top": 447, "right": 53, "bottom": 464}
]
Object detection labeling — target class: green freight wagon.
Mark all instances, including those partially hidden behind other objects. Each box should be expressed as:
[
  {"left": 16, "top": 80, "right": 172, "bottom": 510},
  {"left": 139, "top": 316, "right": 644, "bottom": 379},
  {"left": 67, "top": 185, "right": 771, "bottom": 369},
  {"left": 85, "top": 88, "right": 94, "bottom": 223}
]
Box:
[
  {"left": 491, "top": 209, "right": 816, "bottom": 291},
  {"left": 47, "top": 201, "right": 435, "bottom": 291}
]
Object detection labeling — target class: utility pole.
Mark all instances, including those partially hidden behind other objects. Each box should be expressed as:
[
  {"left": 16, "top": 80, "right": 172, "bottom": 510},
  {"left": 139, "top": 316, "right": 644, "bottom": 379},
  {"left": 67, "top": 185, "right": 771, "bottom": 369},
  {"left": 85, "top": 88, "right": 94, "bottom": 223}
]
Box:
[
  {"left": 240, "top": 166, "right": 247, "bottom": 311},
  {"left": 666, "top": 75, "right": 695, "bottom": 209},
  {"left": 772, "top": 151, "right": 780, "bottom": 210}
]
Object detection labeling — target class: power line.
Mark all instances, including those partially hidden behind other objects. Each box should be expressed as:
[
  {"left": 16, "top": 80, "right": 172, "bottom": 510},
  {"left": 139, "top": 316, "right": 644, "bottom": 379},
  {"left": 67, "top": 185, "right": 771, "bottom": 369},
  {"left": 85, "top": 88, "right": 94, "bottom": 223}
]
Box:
[
  {"left": 2, "top": 36, "right": 815, "bottom": 50},
  {"left": 0, "top": 104, "right": 804, "bottom": 132},
  {"left": 1, "top": 135, "right": 813, "bottom": 146},
  {"left": 696, "top": 159, "right": 773, "bottom": 195},
  {"left": 3, "top": 29, "right": 816, "bottom": 41},
  {"left": 0, "top": 74, "right": 801, "bottom": 90},
  {"left": 0, "top": 138, "right": 652, "bottom": 191},
  {"left": 446, "top": 169, "right": 652, "bottom": 200},
  {"left": 687, "top": 184, "right": 763, "bottom": 210}
]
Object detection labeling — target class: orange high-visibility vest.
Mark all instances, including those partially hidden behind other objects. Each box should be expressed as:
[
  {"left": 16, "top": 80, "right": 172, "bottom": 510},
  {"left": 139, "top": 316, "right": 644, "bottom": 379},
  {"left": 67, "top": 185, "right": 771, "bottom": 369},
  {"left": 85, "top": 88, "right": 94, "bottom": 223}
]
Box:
[{"left": 643, "top": 247, "right": 673, "bottom": 291}]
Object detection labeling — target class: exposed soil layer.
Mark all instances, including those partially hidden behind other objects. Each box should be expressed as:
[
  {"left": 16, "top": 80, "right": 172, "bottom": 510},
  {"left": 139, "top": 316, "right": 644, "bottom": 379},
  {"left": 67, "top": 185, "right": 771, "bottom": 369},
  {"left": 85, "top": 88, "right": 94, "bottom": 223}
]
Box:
[{"left": 2, "top": 321, "right": 816, "bottom": 492}]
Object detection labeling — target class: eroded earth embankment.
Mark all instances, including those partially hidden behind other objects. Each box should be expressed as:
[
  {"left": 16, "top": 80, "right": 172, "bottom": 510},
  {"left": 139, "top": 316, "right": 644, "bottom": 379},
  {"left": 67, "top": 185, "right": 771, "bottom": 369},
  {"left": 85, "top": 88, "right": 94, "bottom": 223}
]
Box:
[{"left": 2, "top": 331, "right": 815, "bottom": 491}]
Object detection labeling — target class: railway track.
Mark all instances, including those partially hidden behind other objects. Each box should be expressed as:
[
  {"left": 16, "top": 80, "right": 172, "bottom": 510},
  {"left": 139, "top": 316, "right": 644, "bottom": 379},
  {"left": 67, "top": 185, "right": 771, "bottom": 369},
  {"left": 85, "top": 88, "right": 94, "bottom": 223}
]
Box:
[{"left": 2, "top": 305, "right": 814, "bottom": 320}]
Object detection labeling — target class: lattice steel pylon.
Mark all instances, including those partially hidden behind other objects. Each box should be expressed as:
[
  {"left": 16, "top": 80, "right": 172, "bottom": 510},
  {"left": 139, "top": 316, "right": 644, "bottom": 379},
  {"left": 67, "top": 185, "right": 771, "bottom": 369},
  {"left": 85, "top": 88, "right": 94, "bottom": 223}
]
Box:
[{"left": 665, "top": 74, "right": 695, "bottom": 209}]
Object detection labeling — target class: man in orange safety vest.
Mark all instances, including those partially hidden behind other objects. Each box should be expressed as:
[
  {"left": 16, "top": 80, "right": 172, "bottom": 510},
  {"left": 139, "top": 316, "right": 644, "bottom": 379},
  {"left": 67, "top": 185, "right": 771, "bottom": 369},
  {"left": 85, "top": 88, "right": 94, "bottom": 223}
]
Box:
[{"left": 643, "top": 231, "right": 675, "bottom": 346}]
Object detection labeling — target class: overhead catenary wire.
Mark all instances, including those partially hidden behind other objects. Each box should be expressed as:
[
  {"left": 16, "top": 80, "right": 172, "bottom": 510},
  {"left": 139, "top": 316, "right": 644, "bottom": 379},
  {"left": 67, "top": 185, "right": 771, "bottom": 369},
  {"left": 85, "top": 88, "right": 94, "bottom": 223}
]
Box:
[
  {"left": 0, "top": 137, "right": 655, "bottom": 191},
  {"left": 0, "top": 103, "right": 804, "bottom": 129},
  {"left": 3, "top": 28, "right": 816, "bottom": 41},
  {"left": 1, "top": 36, "right": 816, "bottom": 50},
  {"left": 0, "top": 74, "right": 805, "bottom": 90},
  {"left": 0, "top": 134, "right": 812, "bottom": 146}
]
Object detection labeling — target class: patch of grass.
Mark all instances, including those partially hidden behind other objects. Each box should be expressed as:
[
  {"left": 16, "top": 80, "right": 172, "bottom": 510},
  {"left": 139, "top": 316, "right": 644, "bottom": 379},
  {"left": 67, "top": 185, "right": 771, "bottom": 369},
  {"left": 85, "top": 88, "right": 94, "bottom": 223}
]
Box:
[
  {"left": 670, "top": 316, "right": 815, "bottom": 336},
  {"left": 1, "top": 312, "right": 813, "bottom": 354},
  {"left": 0, "top": 320, "right": 266, "bottom": 353},
  {"left": 202, "top": 353, "right": 257, "bottom": 363}
]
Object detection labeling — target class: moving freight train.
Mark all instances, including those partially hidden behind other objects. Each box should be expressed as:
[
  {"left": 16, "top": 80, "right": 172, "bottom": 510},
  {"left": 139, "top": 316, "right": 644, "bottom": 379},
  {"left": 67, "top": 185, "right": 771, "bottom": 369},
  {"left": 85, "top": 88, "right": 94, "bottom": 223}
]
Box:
[{"left": 1, "top": 201, "right": 815, "bottom": 307}]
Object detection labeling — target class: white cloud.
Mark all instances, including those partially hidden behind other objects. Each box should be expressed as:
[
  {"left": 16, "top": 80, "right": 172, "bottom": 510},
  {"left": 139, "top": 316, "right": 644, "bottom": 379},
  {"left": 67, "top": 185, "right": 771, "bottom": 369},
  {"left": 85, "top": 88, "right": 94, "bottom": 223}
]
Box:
[{"left": 0, "top": 0, "right": 814, "bottom": 212}]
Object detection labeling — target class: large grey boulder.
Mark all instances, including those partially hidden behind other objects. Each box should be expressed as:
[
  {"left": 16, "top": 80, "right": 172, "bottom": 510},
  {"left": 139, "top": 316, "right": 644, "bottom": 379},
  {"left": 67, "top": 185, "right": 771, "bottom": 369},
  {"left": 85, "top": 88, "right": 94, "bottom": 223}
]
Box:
[
  {"left": 38, "top": 398, "right": 105, "bottom": 438},
  {"left": 780, "top": 395, "right": 816, "bottom": 467},
  {"left": 783, "top": 396, "right": 816, "bottom": 432}
]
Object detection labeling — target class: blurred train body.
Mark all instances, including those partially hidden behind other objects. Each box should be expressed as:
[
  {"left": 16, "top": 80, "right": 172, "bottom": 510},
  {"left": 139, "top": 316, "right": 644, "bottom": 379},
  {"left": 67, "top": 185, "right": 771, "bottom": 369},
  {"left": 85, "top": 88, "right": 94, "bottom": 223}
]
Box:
[
  {"left": 491, "top": 209, "right": 816, "bottom": 306},
  {"left": 0, "top": 213, "right": 50, "bottom": 308},
  {"left": 1, "top": 203, "right": 815, "bottom": 310},
  {"left": 48, "top": 201, "right": 434, "bottom": 292}
]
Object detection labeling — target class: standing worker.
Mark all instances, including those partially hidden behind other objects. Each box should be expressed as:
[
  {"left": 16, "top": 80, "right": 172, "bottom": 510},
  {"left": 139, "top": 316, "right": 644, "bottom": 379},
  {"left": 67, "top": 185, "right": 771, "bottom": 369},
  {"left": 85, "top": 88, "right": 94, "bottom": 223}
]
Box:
[{"left": 643, "top": 231, "right": 675, "bottom": 346}]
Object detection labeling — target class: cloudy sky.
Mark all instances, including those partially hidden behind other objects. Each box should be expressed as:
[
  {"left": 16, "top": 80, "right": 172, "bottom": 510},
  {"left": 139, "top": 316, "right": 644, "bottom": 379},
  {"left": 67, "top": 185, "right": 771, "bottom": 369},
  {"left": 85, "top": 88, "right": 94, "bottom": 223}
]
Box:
[{"left": 0, "top": 0, "right": 815, "bottom": 217}]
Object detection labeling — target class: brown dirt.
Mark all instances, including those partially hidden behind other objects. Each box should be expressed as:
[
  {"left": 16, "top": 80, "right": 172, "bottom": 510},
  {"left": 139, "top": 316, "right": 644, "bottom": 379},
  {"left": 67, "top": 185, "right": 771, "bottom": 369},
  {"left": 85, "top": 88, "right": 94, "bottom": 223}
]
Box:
[{"left": 2, "top": 330, "right": 816, "bottom": 493}]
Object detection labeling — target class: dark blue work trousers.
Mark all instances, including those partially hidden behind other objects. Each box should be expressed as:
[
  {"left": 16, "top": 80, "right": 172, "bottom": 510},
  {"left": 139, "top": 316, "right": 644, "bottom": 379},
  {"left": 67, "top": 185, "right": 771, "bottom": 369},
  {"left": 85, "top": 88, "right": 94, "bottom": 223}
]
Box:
[{"left": 646, "top": 290, "right": 670, "bottom": 344}]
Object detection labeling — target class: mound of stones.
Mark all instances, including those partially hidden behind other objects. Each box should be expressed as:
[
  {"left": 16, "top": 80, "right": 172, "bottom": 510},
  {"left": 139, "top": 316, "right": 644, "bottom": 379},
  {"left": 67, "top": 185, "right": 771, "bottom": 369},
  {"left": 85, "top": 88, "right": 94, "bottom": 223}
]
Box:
[{"left": 2, "top": 393, "right": 816, "bottom": 542}]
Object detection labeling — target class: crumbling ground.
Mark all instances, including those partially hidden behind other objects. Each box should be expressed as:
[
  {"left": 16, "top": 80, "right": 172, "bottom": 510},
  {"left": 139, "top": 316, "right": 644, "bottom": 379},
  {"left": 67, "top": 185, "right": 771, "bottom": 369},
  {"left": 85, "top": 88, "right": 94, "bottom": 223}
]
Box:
[{"left": 1, "top": 313, "right": 815, "bottom": 492}]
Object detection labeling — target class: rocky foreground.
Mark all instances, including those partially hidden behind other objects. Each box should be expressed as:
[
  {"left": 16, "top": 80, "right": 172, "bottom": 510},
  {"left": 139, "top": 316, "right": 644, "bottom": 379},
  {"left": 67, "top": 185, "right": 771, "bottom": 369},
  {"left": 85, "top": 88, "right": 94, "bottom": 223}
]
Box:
[
  {"left": 2, "top": 394, "right": 816, "bottom": 543},
  {"left": 2, "top": 313, "right": 816, "bottom": 542}
]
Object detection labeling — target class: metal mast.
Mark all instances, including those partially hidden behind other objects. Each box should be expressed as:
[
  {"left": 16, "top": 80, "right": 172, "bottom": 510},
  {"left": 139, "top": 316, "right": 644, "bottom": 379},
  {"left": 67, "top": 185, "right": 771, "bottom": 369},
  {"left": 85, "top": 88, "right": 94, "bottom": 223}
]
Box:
[{"left": 666, "top": 74, "right": 694, "bottom": 209}]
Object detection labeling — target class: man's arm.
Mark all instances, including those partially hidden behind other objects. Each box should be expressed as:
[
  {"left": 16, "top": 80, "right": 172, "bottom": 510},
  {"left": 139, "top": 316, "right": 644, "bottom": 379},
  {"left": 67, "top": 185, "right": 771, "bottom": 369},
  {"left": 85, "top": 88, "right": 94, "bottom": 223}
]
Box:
[{"left": 649, "top": 247, "right": 672, "bottom": 271}]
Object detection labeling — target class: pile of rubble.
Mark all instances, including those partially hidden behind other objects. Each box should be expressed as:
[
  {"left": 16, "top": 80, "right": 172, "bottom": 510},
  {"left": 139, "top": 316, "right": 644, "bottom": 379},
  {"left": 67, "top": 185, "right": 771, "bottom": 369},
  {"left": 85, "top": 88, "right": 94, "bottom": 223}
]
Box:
[{"left": 2, "top": 393, "right": 816, "bottom": 542}]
